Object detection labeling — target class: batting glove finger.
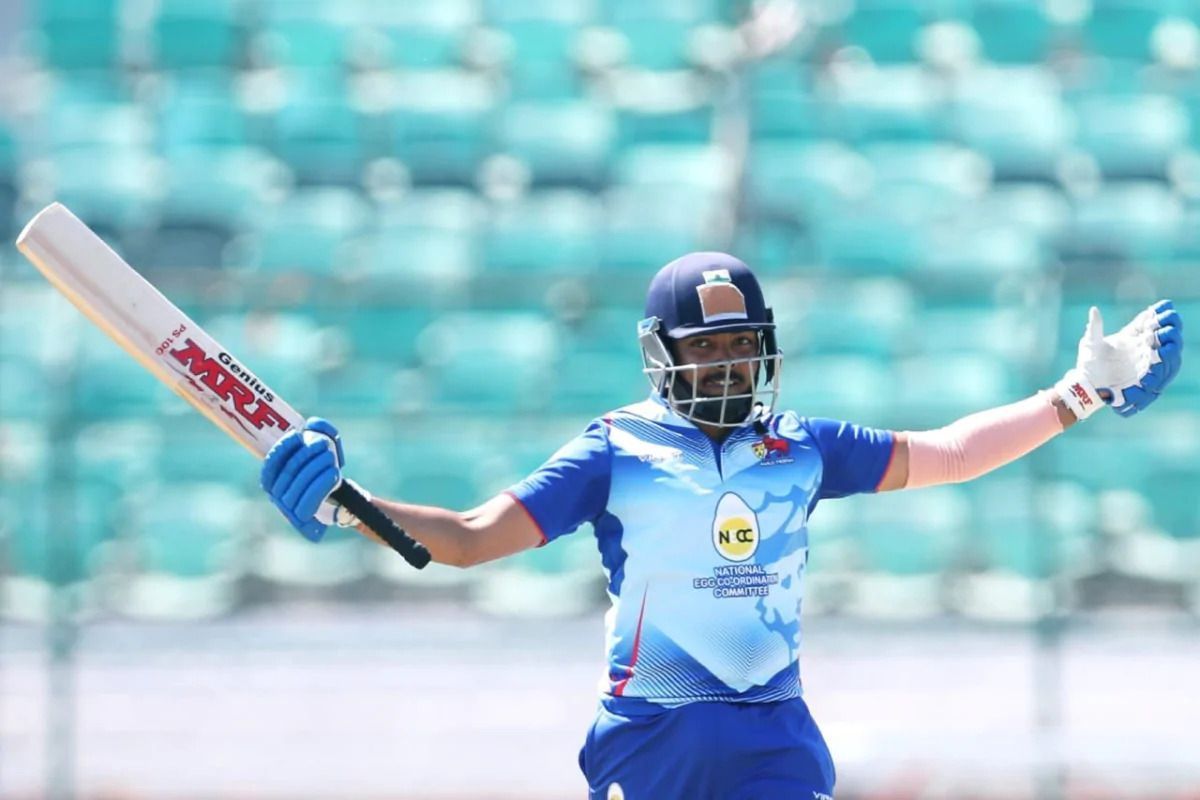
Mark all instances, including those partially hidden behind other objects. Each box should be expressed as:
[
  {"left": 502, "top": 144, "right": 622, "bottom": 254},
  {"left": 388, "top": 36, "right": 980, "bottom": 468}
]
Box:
[
  {"left": 261, "top": 432, "right": 305, "bottom": 493},
  {"left": 270, "top": 438, "right": 334, "bottom": 501},
  {"left": 280, "top": 446, "right": 339, "bottom": 517},
  {"left": 1136, "top": 359, "right": 1171, "bottom": 393}
]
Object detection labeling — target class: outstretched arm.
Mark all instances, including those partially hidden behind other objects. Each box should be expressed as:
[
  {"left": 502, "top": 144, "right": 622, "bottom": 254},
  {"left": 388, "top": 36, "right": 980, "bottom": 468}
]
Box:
[
  {"left": 876, "top": 300, "right": 1183, "bottom": 492},
  {"left": 354, "top": 493, "right": 542, "bottom": 567}
]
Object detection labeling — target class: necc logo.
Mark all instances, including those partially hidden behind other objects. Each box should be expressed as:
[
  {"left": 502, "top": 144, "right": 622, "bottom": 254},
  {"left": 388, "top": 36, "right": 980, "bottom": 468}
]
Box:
[{"left": 711, "top": 492, "right": 760, "bottom": 562}]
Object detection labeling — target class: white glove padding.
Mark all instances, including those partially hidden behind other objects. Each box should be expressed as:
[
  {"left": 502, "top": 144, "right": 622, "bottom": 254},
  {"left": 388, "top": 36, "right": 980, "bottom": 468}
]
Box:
[
  {"left": 1054, "top": 305, "right": 1162, "bottom": 420},
  {"left": 300, "top": 429, "right": 369, "bottom": 529},
  {"left": 315, "top": 478, "right": 369, "bottom": 528}
]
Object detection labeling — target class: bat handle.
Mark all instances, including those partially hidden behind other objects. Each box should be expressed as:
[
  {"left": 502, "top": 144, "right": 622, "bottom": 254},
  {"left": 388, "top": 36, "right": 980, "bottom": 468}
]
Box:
[{"left": 331, "top": 482, "right": 431, "bottom": 570}]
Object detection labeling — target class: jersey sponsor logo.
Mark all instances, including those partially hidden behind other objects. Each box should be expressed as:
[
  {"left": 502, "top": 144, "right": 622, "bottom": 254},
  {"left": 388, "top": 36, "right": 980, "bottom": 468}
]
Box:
[
  {"left": 752, "top": 434, "right": 794, "bottom": 465},
  {"left": 712, "top": 492, "right": 759, "bottom": 562},
  {"left": 697, "top": 269, "right": 748, "bottom": 323},
  {"left": 813, "top": 793, "right": 834, "bottom": 800},
  {"left": 167, "top": 338, "right": 291, "bottom": 433}
]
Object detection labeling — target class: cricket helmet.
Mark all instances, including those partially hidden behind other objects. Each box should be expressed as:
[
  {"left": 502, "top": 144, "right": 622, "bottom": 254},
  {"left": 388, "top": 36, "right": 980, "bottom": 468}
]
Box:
[{"left": 638, "top": 252, "right": 782, "bottom": 428}]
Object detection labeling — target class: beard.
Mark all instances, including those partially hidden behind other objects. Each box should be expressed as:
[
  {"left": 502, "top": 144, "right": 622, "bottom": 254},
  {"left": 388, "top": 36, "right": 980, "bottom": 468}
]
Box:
[{"left": 669, "top": 372, "right": 755, "bottom": 426}]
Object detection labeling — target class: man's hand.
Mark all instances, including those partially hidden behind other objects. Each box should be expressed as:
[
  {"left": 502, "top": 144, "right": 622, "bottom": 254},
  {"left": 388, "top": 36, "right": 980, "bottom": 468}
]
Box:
[
  {"left": 260, "top": 417, "right": 365, "bottom": 541},
  {"left": 1054, "top": 300, "right": 1183, "bottom": 421}
]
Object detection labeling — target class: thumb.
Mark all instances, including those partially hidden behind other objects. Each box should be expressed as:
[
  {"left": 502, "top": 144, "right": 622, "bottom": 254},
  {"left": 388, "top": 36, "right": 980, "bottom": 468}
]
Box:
[{"left": 1085, "top": 306, "right": 1105, "bottom": 345}]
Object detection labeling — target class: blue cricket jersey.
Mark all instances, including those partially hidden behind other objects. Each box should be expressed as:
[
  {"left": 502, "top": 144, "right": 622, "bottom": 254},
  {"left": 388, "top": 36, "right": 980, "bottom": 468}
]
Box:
[{"left": 508, "top": 395, "right": 895, "bottom": 715}]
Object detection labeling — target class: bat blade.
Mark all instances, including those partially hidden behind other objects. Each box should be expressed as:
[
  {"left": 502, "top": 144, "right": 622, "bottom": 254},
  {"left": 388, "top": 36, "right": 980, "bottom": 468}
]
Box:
[
  {"left": 16, "top": 202, "right": 302, "bottom": 456},
  {"left": 15, "top": 202, "right": 431, "bottom": 569}
]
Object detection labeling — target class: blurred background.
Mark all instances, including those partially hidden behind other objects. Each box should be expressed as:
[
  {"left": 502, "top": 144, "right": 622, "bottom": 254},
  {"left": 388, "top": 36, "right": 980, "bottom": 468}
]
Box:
[{"left": 0, "top": 0, "right": 1198, "bottom": 797}]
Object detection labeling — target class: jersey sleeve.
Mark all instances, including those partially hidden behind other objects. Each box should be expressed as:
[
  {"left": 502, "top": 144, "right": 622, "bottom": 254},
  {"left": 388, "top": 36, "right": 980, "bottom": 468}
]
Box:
[
  {"left": 505, "top": 420, "right": 612, "bottom": 544},
  {"left": 803, "top": 416, "right": 896, "bottom": 500}
]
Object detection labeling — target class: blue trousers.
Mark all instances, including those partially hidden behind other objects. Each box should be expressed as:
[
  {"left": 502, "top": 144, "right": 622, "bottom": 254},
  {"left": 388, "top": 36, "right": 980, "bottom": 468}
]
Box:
[{"left": 579, "top": 697, "right": 836, "bottom": 800}]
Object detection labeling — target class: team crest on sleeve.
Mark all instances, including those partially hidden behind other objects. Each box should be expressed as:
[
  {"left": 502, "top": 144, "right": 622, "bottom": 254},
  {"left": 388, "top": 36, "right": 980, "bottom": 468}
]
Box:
[
  {"left": 753, "top": 434, "right": 793, "bottom": 465},
  {"left": 696, "top": 269, "right": 748, "bottom": 323}
]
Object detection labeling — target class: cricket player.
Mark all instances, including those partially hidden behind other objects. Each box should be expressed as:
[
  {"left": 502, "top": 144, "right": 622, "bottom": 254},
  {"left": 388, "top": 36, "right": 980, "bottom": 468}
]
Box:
[{"left": 261, "top": 252, "right": 1183, "bottom": 799}]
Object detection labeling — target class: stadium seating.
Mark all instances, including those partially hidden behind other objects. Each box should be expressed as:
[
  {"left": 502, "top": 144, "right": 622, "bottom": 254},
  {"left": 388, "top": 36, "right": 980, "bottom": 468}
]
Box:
[{"left": 5, "top": 0, "right": 1198, "bottom": 619}]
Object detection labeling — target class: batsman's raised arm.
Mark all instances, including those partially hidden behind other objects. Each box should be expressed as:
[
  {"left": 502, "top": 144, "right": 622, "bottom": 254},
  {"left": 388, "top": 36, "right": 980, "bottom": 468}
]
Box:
[{"left": 875, "top": 299, "right": 1184, "bottom": 493}]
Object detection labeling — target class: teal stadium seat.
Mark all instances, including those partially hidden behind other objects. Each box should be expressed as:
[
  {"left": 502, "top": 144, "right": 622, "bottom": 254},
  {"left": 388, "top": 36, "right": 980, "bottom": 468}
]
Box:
[
  {"left": 32, "top": 0, "right": 123, "bottom": 71},
  {"left": 747, "top": 62, "right": 827, "bottom": 141},
  {"left": 602, "top": 0, "right": 723, "bottom": 71},
  {"left": 0, "top": 122, "right": 14, "bottom": 240},
  {"left": 154, "top": 416, "right": 258, "bottom": 488},
  {"left": 812, "top": 209, "right": 927, "bottom": 277},
  {"left": 71, "top": 338, "right": 174, "bottom": 422},
  {"left": 369, "top": 0, "right": 474, "bottom": 69},
  {"left": 493, "top": 18, "right": 587, "bottom": 99},
  {"left": 1061, "top": 182, "right": 1183, "bottom": 266},
  {"left": 496, "top": 100, "right": 615, "bottom": 187},
  {"left": 971, "top": 0, "right": 1060, "bottom": 64},
  {"left": 554, "top": 348, "right": 646, "bottom": 412},
  {"left": 257, "top": 10, "right": 357, "bottom": 71},
  {"left": 971, "top": 183, "right": 1072, "bottom": 246},
  {"left": 950, "top": 67, "right": 1073, "bottom": 182},
  {"left": 781, "top": 353, "right": 893, "bottom": 423},
  {"left": 828, "top": 65, "right": 942, "bottom": 143},
  {"left": 114, "top": 482, "right": 246, "bottom": 619},
  {"left": 156, "top": 76, "right": 250, "bottom": 155},
  {"left": 612, "top": 74, "right": 716, "bottom": 147},
  {"left": 893, "top": 353, "right": 1016, "bottom": 428},
  {"left": 1083, "top": 0, "right": 1179, "bottom": 62},
  {"left": 418, "top": 311, "right": 559, "bottom": 413},
  {"left": 237, "top": 187, "right": 375, "bottom": 276},
  {"left": 910, "top": 303, "right": 1037, "bottom": 364},
  {"left": 390, "top": 71, "right": 497, "bottom": 185},
  {"left": 332, "top": 305, "right": 435, "bottom": 365},
  {"left": 3, "top": 482, "right": 114, "bottom": 587},
  {"left": 26, "top": 149, "right": 161, "bottom": 239},
  {"left": 844, "top": 486, "right": 969, "bottom": 618},
  {"left": 351, "top": 227, "right": 479, "bottom": 301},
  {"left": 777, "top": 278, "right": 914, "bottom": 358},
  {"left": 150, "top": 147, "right": 286, "bottom": 269},
  {"left": 481, "top": 191, "right": 603, "bottom": 280},
  {"left": 132, "top": 483, "right": 246, "bottom": 579},
  {"left": 855, "top": 487, "right": 969, "bottom": 575},
  {"left": 1072, "top": 94, "right": 1190, "bottom": 180},
  {"left": 150, "top": 0, "right": 247, "bottom": 70},
  {"left": 833, "top": 0, "right": 930, "bottom": 63},
  {"left": 314, "top": 360, "right": 417, "bottom": 417},
  {"left": 746, "top": 141, "right": 871, "bottom": 229},
  {"left": 965, "top": 477, "right": 1097, "bottom": 580},
  {"left": 615, "top": 143, "right": 735, "bottom": 193},
  {"left": 269, "top": 77, "right": 380, "bottom": 186},
  {"left": 353, "top": 190, "right": 484, "bottom": 297},
  {"left": 600, "top": 186, "right": 722, "bottom": 283},
  {"left": 917, "top": 223, "right": 1044, "bottom": 297},
  {"left": 72, "top": 421, "right": 157, "bottom": 506},
  {"left": 860, "top": 142, "right": 991, "bottom": 219},
  {"left": 389, "top": 436, "right": 499, "bottom": 511}
]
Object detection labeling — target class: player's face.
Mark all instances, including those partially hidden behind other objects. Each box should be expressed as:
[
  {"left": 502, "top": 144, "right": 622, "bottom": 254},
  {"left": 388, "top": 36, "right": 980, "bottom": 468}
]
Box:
[{"left": 672, "top": 331, "right": 759, "bottom": 396}]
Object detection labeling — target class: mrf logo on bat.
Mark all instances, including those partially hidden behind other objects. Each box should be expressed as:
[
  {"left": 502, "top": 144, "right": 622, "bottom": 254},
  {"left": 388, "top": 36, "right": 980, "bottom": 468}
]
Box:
[{"left": 167, "top": 338, "right": 292, "bottom": 433}]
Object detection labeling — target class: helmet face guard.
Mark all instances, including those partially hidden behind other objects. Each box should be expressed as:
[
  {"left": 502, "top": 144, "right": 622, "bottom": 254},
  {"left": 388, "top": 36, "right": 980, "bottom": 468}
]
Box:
[{"left": 638, "top": 316, "right": 783, "bottom": 428}]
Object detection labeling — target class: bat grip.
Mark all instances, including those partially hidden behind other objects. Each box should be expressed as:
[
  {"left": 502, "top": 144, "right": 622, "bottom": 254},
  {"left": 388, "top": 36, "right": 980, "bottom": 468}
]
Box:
[{"left": 331, "top": 482, "right": 431, "bottom": 570}]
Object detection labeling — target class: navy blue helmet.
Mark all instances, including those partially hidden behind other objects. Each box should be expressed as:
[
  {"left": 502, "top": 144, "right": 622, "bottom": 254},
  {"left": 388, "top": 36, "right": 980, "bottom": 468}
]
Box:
[{"left": 638, "top": 253, "right": 782, "bottom": 427}]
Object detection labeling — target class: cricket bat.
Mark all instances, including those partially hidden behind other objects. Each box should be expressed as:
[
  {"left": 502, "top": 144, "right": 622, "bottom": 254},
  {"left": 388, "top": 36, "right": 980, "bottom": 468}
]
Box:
[{"left": 16, "top": 202, "right": 430, "bottom": 569}]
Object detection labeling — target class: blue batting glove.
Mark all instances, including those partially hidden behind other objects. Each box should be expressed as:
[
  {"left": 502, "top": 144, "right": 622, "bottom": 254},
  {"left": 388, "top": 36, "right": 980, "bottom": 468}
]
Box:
[
  {"left": 260, "top": 417, "right": 345, "bottom": 542},
  {"left": 1111, "top": 300, "right": 1184, "bottom": 417}
]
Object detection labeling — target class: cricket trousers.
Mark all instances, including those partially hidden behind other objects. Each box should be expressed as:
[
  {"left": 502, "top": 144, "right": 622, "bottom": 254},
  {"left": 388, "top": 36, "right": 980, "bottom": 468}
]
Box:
[{"left": 578, "top": 696, "right": 836, "bottom": 800}]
